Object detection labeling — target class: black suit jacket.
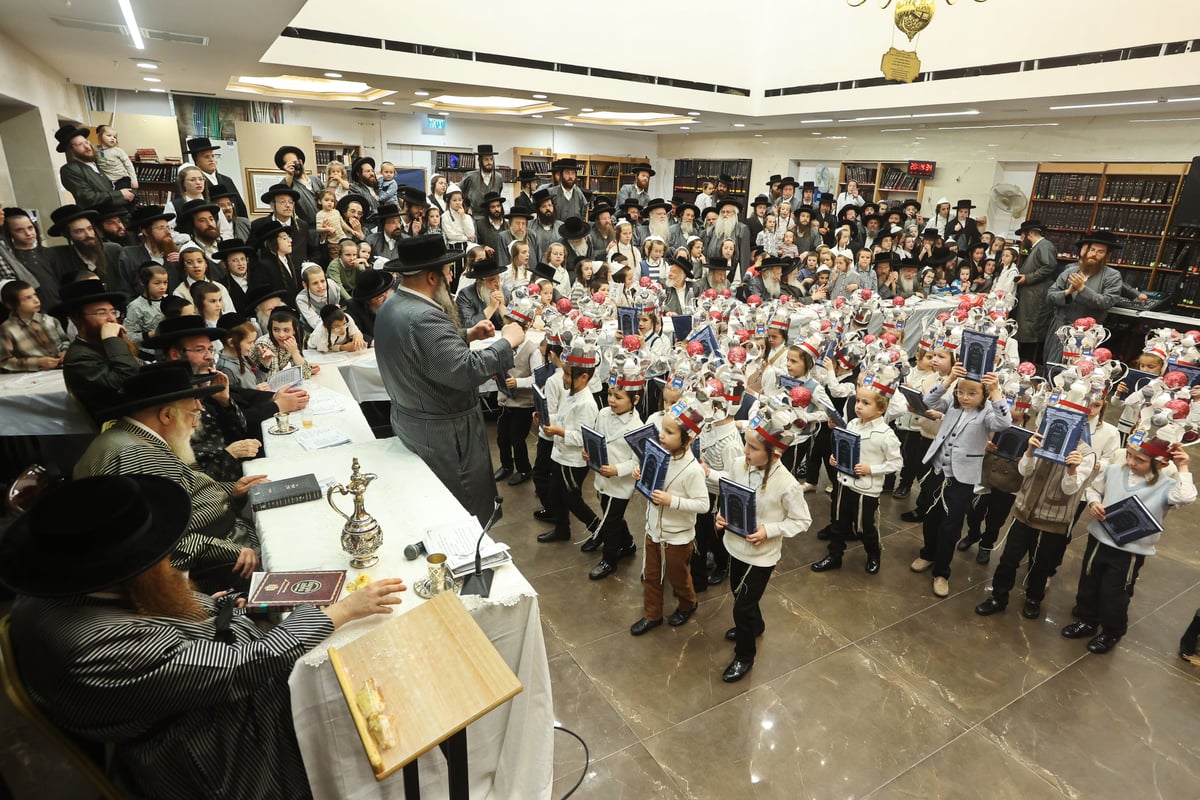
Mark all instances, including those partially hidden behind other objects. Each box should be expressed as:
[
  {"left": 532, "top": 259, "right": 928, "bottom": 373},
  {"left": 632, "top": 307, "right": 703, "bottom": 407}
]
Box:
[
  {"left": 248, "top": 215, "right": 314, "bottom": 265},
  {"left": 220, "top": 273, "right": 268, "bottom": 314},
  {"left": 254, "top": 254, "right": 302, "bottom": 295},
  {"left": 51, "top": 242, "right": 131, "bottom": 298},
  {"left": 117, "top": 244, "right": 182, "bottom": 294},
  {"left": 212, "top": 172, "right": 248, "bottom": 218},
  {"left": 60, "top": 161, "right": 125, "bottom": 211}
]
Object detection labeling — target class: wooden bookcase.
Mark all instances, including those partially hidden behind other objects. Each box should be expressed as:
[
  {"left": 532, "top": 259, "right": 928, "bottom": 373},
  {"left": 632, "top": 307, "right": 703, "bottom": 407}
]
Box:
[
  {"left": 1026, "top": 162, "right": 1195, "bottom": 312},
  {"left": 432, "top": 149, "right": 514, "bottom": 188},
  {"left": 132, "top": 160, "right": 179, "bottom": 207},
  {"left": 671, "top": 159, "right": 752, "bottom": 206},
  {"left": 837, "top": 161, "right": 927, "bottom": 206},
  {"left": 512, "top": 147, "right": 552, "bottom": 184},
  {"left": 314, "top": 142, "right": 361, "bottom": 168}
]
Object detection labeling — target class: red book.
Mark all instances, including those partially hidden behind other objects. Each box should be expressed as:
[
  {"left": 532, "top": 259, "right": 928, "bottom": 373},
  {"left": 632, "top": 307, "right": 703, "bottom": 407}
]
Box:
[{"left": 249, "top": 570, "right": 347, "bottom": 607}]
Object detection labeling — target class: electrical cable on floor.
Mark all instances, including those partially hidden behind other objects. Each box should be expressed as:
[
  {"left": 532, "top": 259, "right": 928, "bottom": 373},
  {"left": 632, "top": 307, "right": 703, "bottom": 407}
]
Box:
[{"left": 553, "top": 725, "right": 589, "bottom": 799}]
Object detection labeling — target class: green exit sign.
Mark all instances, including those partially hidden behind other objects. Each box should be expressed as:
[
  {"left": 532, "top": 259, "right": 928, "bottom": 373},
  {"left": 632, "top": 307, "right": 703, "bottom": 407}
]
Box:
[{"left": 425, "top": 115, "right": 447, "bottom": 135}]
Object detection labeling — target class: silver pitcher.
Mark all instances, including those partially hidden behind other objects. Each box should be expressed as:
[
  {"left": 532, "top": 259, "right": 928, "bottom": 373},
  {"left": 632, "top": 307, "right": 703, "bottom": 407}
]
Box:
[{"left": 327, "top": 458, "right": 383, "bottom": 569}]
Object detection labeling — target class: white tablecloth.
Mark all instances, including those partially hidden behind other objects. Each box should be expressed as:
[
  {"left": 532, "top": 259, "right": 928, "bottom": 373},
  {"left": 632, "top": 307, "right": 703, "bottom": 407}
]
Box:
[
  {"left": 0, "top": 370, "right": 94, "bottom": 435},
  {"left": 248, "top": 437, "right": 554, "bottom": 800},
  {"left": 305, "top": 349, "right": 391, "bottom": 403},
  {"left": 259, "top": 366, "right": 377, "bottom": 457}
]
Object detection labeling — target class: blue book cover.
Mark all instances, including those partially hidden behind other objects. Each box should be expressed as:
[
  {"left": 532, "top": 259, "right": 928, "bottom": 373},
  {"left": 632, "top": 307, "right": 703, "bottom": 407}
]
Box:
[
  {"left": 960, "top": 329, "right": 999, "bottom": 382},
  {"left": 831, "top": 427, "right": 861, "bottom": 476},
  {"left": 992, "top": 425, "right": 1034, "bottom": 461},
  {"left": 1033, "top": 406, "right": 1087, "bottom": 465},
  {"left": 671, "top": 314, "right": 694, "bottom": 341},
  {"left": 636, "top": 439, "right": 671, "bottom": 500},
  {"left": 617, "top": 306, "right": 640, "bottom": 337},
  {"left": 623, "top": 423, "right": 659, "bottom": 460},
  {"left": 581, "top": 425, "right": 608, "bottom": 473},
  {"left": 533, "top": 386, "right": 551, "bottom": 427},
  {"left": 1100, "top": 494, "right": 1164, "bottom": 545},
  {"left": 718, "top": 477, "right": 757, "bottom": 538},
  {"left": 1118, "top": 368, "right": 1157, "bottom": 399},
  {"left": 533, "top": 362, "right": 556, "bottom": 389}
]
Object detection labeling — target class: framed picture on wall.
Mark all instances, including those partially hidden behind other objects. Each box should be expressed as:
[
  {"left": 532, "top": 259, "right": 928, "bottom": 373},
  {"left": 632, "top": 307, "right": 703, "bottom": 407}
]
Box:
[{"left": 245, "top": 168, "right": 283, "bottom": 215}]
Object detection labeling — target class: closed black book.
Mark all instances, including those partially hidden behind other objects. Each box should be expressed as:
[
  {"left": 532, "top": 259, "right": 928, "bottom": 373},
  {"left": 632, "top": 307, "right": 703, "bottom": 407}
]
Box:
[{"left": 249, "top": 473, "right": 322, "bottom": 511}]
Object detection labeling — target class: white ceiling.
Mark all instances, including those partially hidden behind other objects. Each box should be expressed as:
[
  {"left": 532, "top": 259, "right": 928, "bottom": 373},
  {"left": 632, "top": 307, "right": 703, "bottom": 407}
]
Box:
[{"left": 6, "top": 0, "right": 1200, "bottom": 135}]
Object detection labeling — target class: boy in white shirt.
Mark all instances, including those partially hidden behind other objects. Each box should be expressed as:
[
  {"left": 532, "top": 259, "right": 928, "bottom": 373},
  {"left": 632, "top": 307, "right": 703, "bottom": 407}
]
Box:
[{"left": 536, "top": 341, "right": 601, "bottom": 544}]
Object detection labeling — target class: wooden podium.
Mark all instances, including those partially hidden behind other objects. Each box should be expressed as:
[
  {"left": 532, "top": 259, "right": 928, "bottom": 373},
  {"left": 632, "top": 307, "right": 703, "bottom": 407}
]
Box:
[{"left": 329, "top": 592, "right": 523, "bottom": 798}]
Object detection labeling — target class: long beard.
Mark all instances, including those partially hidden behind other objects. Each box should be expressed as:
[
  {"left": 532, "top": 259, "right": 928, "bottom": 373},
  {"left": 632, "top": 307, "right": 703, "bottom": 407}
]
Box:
[
  {"left": 76, "top": 239, "right": 104, "bottom": 264},
  {"left": 648, "top": 218, "right": 671, "bottom": 241},
  {"left": 166, "top": 419, "right": 197, "bottom": 465},
  {"left": 362, "top": 174, "right": 378, "bottom": 188},
  {"left": 434, "top": 278, "right": 462, "bottom": 330},
  {"left": 714, "top": 215, "right": 738, "bottom": 241},
  {"left": 194, "top": 227, "right": 219, "bottom": 247},
  {"left": 120, "top": 557, "right": 206, "bottom": 621},
  {"left": 569, "top": 239, "right": 588, "bottom": 257},
  {"left": 74, "top": 149, "right": 97, "bottom": 163},
  {"left": 678, "top": 220, "right": 694, "bottom": 237},
  {"left": 152, "top": 232, "right": 178, "bottom": 255},
  {"left": 537, "top": 210, "right": 555, "bottom": 226},
  {"left": 763, "top": 274, "right": 781, "bottom": 295}
]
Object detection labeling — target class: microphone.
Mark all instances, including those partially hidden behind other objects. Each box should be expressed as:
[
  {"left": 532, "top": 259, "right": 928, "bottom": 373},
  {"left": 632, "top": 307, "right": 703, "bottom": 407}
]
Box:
[
  {"left": 403, "top": 541, "right": 427, "bottom": 561},
  {"left": 460, "top": 497, "right": 504, "bottom": 598}
]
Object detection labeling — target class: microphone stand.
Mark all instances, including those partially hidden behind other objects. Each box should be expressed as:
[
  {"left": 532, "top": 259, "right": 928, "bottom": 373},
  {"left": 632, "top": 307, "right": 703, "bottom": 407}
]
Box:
[{"left": 460, "top": 497, "right": 504, "bottom": 598}]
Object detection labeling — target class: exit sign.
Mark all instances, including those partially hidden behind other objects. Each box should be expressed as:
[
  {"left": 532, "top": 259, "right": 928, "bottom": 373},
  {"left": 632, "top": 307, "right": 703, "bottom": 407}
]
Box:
[
  {"left": 907, "top": 160, "right": 936, "bottom": 178},
  {"left": 424, "top": 114, "right": 447, "bottom": 135}
]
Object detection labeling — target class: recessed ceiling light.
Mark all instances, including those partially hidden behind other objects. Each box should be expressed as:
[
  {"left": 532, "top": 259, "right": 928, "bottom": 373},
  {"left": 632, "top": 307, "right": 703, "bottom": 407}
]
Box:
[
  {"left": 1130, "top": 116, "right": 1200, "bottom": 123},
  {"left": 228, "top": 75, "right": 392, "bottom": 101},
  {"left": 1049, "top": 100, "right": 1158, "bottom": 110},
  {"left": 280, "top": 99, "right": 293, "bottom": 104},
  {"left": 531, "top": 114, "right": 543, "bottom": 119},
  {"left": 437, "top": 111, "right": 449, "bottom": 116},
  {"left": 381, "top": 101, "right": 395, "bottom": 106},
  {"left": 324, "top": 72, "right": 342, "bottom": 78},
  {"left": 880, "top": 128, "right": 912, "bottom": 132},
  {"left": 810, "top": 132, "right": 822, "bottom": 135},
  {"left": 687, "top": 111, "right": 701, "bottom": 116},
  {"left": 557, "top": 110, "right": 689, "bottom": 126},
  {"left": 1167, "top": 97, "right": 1200, "bottom": 103},
  {"left": 987, "top": 143, "right": 999, "bottom": 147},
  {"left": 733, "top": 123, "right": 745, "bottom": 127},
  {"left": 532, "top": 94, "right": 547, "bottom": 99},
  {"left": 580, "top": 108, "right": 594, "bottom": 112},
  {"left": 414, "top": 90, "right": 430, "bottom": 97},
  {"left": 938, "top": 122, "right": 1058, "bottom": 130},
  {"left": 563, "top": 122, "right": 574, "bottom": 126},
  {"left": 135, "top": 62, "right": 158, "bottom": 70},
  {"left": 800, "top": 118, "right": 833, "bottom": 124},
  {"left": 753, "top": 133, "right": 763, "bottom": 137},
  {"left": 142, "top": 77, "right": 161, "bottom": 83},
  {"left": 680, "top": 126, "right": 690, "bottom": 130},
  {"left": 148, "top": 88, "right": 166, "bottom": 93}
]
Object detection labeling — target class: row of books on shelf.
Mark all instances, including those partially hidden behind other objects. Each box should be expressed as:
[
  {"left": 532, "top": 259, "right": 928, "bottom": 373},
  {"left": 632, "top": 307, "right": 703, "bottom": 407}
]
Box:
[
  {"left": 589, "top": 164, "right": 621, "bottom": 177},
  {"left": 842, "top": 164, "right": 877, "bottom": 183},
  {"left": 1043, "top": 231, "right": 1082, "bottom": 260},
  {"left": 1101, "top": 177, "right": 1179, "bottom": 205},
  {"left": 1122, "top": 269, "right": 1153, "bottom": 291},
  {"left": 134, "top": 163, "right": 179, "bottom": 183},
  {"left": 314, "top": 148, "right": 359, "bottom": 167},
  {"left": 1031, "top": 201, "right": 1094, "bottom": 230},
  {"left": 1108, "top": 236, "right": 1164, "bottom": 268},
  {"left": 1033, "top": 173, "right": 1101, "bottom": 202},
  {"left": 1172, "top": 269, "right": 1200, "bottom": 306},
  {"left": 135, "top": 188, "right": 174, "bottom": 206},
  {"left": 1093, "top": 206, "right": 1171, "bottom": 236},
  {"left": 435, "top": 152, "right": 478, "bottom": 171},
  {"left": 521, "top": 158, "right": 552, "bottom": 174},
  {"left": 878, "top": 167, "right": 921, "bottom": 191},
  {"left": 1161, "top": 240, "right": 1199, "bottom": 271},
  {"left": 673, "top": 159, "right": 751, "bottom": 182}
]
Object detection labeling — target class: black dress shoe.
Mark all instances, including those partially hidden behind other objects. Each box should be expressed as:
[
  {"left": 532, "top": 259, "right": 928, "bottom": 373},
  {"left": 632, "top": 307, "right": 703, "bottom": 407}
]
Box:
[
  {"left": 693, "top": 580, "right": 709, "bottom": 594},
  {"left": 588, "top": 560, "right": 616, "bottom": 580},
  {"left": 493, "top": 467, "right": 512, "bottom": 481},
  {"left": 533, "top": 508, "right": 554, "bottom": 521},
  {"left": 707, "top": 566, "right": 728, "bottom": 586},
  {"left": 667, "top": 608, "right": 695, "bottom": 627},
  {"left": 956, "top": 534, "right": 980, "bottom": 552},
  {"left": 722, "top": 658, "right": 753, "bottom": 683},
  {"left": 1021, "top": 598, "right": 1041, "bottom": 619},
  {"left": 976, "top": 548, "right": 991, "bottom": 565},
  {"left": 536, "top": 529, "right": 570, "bottom": 543},
  {"left": 811, "top": 555, "right": 843, "bottom": 572},
  {"left": 865, "top": 557, "right": 881, "bottom": 575},
  {"left": 900, "top": 511, "right": 924, "bottom": 523},
  {"left": 725, "top": 627, "right": 763, "bottom": 641},
  {"left": 892, "top": 483, "right": 911, "bottom": 499},
  {"left": 580, "top": 534, "right": 602, "bottom": 553},
  {"left": 816, "top": 525, "right": 832, "bottom": 541},
  {"left": 507, "top": 471, "right": 531, "bottom": 486},
  {"left": 615, "top": 543, "right": 637, "bottom": 561},
  {"left": 1061, "top": 621, "right": 1099, "bottom": 639},
  {"left": 630, "top": 617, "right": 663, "bottom": 636},
  {"left": 975, "top": 597, "right": 1007, "bottom": 616},
  {"left": 1087, "top": 632, "right": 1121, "bottom": 654}
]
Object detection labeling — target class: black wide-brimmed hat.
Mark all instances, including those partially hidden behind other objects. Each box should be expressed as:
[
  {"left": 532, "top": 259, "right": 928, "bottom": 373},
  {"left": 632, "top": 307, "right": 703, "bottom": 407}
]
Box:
[
  {"left": 94, "top": 201, "right": 126, "bottom": 221},
  {"left": 186, "top": 136, "right": 221, "bottom": 155},
  {"left": 174, "top": 198, "right": 220, "bottom": 233},
  {"left": 479, "top": 191, "right": 506, "bottom": 209},
  {"left": 560, "top": 216, "right": 590, "bottom": 240},
  {"left": 464, "top": 258, "right": 506, "bottom": 280},
  {"left": 336, "top": 194, "right": 367, "bottom": 217},
  {"left": 619, "top": 197, "right": 641, "bottom": 211},
  {"left": 241, "top": 286, "right": 291, "bottom": 314},
  {"left": 351, "top": 156, "right": 376, "bottom": 177},
  {"left": 531, "top": 262, "right": 559, "bottom": 283},
  {"left": 706, "top": 257, "right": 733, "bottom": 271},
  {"left": 207, "top": 184, "right": 238, "bottom": 203},
  {"left": 505, "top": 204, "right": 535, "bottom": 220},
  {"left": 643, "top": 198, "right": 671, "bottom": 214},
  {"left": 759, "top": 256, "right": 789, "bottom": 271},
  {"left": 873, "top": 252, "right": 895, "bottom": 267},
  {"left": 532, "top": 188, "right": 552, "bottom": 206},
  {"left": 383, "top": 234, "right": 468, "bottom": 274},
  {"left": 750, "top": 194, "right": 771, "bottom": 208},
  {"left": 103, "top": 361, "right": 223, "bottom": 419},
  {"left": 368, "top": 202, "right": 403, "bottom": 224},
  {"left": 254, "top": 219, "right": 292, "bottom": 247},
  {"left": 476, "top": 144, "right": 497, "bottom": 156},
  {"left": 273, "top": 145, "right": 306, "bottom": 170},
  {"left": 142, "top": 315, "right": 227, "bottom": 350},
  {"left": 50, "top": 279, "right": 127, "bottom": 316},
  {"left": 1015, "top": 219, "right": 1047, "bottom": 236},
  {"left": 924, "top": 247, "right": 957, "bottom": 268},
  {"left": 795, "top": 204, "right": 815, "bottom": 216},
  {"left": 718, "top": 173, "right": 734, "bottom": 185},
  {"left": 898, "top": 256, "right": 922, "bottom": 270},
  {"left": 129, "top": 204, "right": 176, "bottom": 230},
  {"left": 214, "top": 237, "right": 255, "bottom": 261},
  {"left": 676, "top": 202, "right": 700, "bottom": 219},
  {"left": 46, "top": 204, "right": 98, "bottom": 237},
  {"left": 352, "top": 269, "right": 395, "bottom": 301},
  {"left": 902, "top": 198, "right": 922, "bottom": 211},
  {"left": 517, "top": 168, "right": 539, "bottom": 183},
  {"left": 668, "top": 256, "right": 693, "bottom": 280},
  {"left": 765, "top": 174, "right": 782, "bottom": 186},
  {"left": 552, "top": 157, "right": 581, "bottom": 172},
  {"left": 954, "top": 199, "right": 976, "bottom": 210},
  {"left": 862, "top": 213, "right": 884, "bottom": 226},
  {"left": 715, "top": 197, "right": 743, "bottom": 213},
  {"left": 801, "top": 181, "right": 816, "bottom": 191},
  {"left": 628, "top": 163, "right": 655, "bottom": 176},
  {"left": 401, "top": 187, "right": 429, "bottom": 207},
  {"left": 819, "top": 192, "right": 835, "bottom": 205},
  {"left": 53, "top": 123, "right": 90, "bottom": 153},
  {"left": 260, "top": 183, "right": 300, "bottom": 204},
  {"left": 778, "top": 177, "right": 799, "bottom": 189},
  {"left": 591, "top": 202, "right": 615, "bottom": 219},
  {"left": 1075, "top": 230, "right": 1123, "bottom": 251},
  {"left": 0, "top": 475, "right": 192, "bottom": 597}
]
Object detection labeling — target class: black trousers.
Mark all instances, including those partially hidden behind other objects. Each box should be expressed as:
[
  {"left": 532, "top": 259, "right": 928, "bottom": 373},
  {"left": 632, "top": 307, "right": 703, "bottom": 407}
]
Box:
[
  {"left": 691, "top": 501, "right": 729, "bottom": 586},
  {"left": 597, "top": 494, "right": 633, "bottom": 562},
  {"left": 532, "top": 437, "right": 555, "bottom": 510},
  {"left": 1072, "top": 535, "right": 1145, "bottom": 638},
  {"left": 552, "top": 463, "right": 599, "bottom": 535},
  {"left": 911, "top": 463, "right": 941, "bottom": 518},
  {"left": 805, "top": 426, "right": 835, "bottom": 486},
  {"left": 782, "top": 438, "right": 809, "bottom": 480},
  {"left": 990, "top": 519, "right": 1072, "bottom": 603},
  {"left": 828, "top": 481, "right": 881, "bottom": 559},
  {"left": 496, "top": 406, "right": 534, "bottom": 474},
  {"left": 920, "top": 475, "right": 975, "bottom": 579},
  {"left": 729, "top": 556, "right": 774, "bottom": 662},
  {"left": 898, "top": 430, "right": 928, "bottom": 486},
  {"left": 966, "top": 490, "right": 1017, "bottom": 550},
  {"left": 1017, "top": 340, "right": 1042, "bottom": 366}
]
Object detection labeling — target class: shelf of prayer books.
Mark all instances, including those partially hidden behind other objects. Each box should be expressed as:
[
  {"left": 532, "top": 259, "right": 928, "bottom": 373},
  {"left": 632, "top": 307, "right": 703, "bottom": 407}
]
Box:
[
  {"left": 671, "top": 158, "right": 752, "bottom": 206},
  {"left": 836, "top": 161, "right": 927, "bottom": 207}
]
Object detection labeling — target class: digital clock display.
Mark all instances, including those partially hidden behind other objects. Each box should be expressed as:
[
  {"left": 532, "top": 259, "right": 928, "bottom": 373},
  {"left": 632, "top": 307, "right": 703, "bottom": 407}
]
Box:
[{"left": 908, "top": 160, "right": 936, "bottom": 178}]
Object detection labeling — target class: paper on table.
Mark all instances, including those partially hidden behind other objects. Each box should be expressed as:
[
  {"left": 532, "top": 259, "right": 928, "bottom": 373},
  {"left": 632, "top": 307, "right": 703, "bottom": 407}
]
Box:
[
  {"left": 306, "top": 392, "right": 346, "bottom": 415},
  {"left": 422, "top": 518, "right": 512, "bottom": 576},
  {"left": 268, "top": 366, "right": 304, "bottom": 390},
  {"left": 294, "top": 427, "right": 353, "bottom": 451}
]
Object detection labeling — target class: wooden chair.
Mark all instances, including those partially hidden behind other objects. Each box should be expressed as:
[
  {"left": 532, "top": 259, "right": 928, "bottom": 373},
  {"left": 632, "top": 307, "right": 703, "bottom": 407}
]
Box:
[{"left": 0, "top": 616, "right": 129, "bottom": 800}]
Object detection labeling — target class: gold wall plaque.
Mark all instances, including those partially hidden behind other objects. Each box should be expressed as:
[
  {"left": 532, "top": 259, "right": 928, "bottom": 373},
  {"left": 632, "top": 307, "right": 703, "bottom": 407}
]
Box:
[{"left": 881, "top": 47, "right": 922, "bottom": 83}]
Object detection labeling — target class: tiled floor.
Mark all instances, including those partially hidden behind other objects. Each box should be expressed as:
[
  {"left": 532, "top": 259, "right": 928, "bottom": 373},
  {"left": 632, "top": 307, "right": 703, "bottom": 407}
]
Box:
[{"left": 4, "top": 420, "right": 1200, "bottom": 799}]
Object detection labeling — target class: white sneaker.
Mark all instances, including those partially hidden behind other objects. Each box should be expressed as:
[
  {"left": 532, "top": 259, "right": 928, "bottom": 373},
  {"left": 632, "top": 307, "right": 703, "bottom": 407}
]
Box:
[
  {"left": 802, "top": 483, "right": 817, "bottom": 493},
  {"left": 910, "top": 557, "right": 934, "bottom": 573},
  {"left": 932, "top": 576, "right": 950, "bottom": 597}
]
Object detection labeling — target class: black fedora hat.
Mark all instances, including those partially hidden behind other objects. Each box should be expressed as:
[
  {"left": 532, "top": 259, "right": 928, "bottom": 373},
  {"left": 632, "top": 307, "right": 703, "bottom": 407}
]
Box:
[
  {"left": 174, "top": 198, "right": 220, "bottom": 232},
  {"left": 750, "top": 194, "right": 771, "bottom": 208},
  {"left": 925, "top": 246, "right": 957, "bottom": 268},
  {"left": 765, "top": 174, "right": 782, "bottom": 186},
  {"left": 253, "top": 219, "right": 292, "bottom": 247},
  {"left": 384, "top": 233, "right": 468, "bottom": 274},
  {"left": 954, "top": 199, "right": 976, "bottom": 210},
  {"left": 207, "top": 184, "right": 238, "bottom": 202},
  {"left": 401, "top": 187, "right": 429, "bottom": 207},
  {"left": 1015, "top": 219, "right": 1047, "bottom": 236},
  {"left": 532, "top": 188, "right": 552, "bottom": 206},
  {"left": 368, "top": 202, "right": 403, "bottom": 224},
  {"left": 873, "top": 252, "right": 895, "bottom": 267},
  {"left": 0, "top": 475, "right": 192, "bottom": 597},
  {"left": 94, "top": 201, "right": 126, "bottom": 221},
  {"left": 643, "top": 198, "right": 671, "bottom": 213},
  {"left": 921, "top": 227, "right": 941, "bottom": 240},
  {"left": 517, "top": 168, "right": 539, "bottom": 183},
  {"left": 619, "top": 197, "right": 641, "bottom": 211},
  {"left": 505, "top": 204, "right": 535, "bottom": 220},
  {"left": 628, "top": 163, "right": 655, "bottom": 177},
  {"left": 260, "top": 182, "right": 300, "bottom": 204},
  {"left": 214, "top": 237, "right": 255, "bottom": 261},
  {"left": 217, "top": 311, "right": 247, "bottom": 330},
  {"left": 46, "top": 204, "right": 98, "bottom": 237},
  {"left": 479, "top": 191, "right": 506, "bottom": 209},
  {"left": 778, "top": 177, "right": 799, "bottom": 189},
  {"left": 1075, "top": 230, "right": 1123, "bottom": 251},
  {"left": 560, "top": 216, "right": 590, "bottom": 240},
  {"left": 676, "top": 202, "right": 700, "bottom": 219},
  {"left": 552, "top": 157, "right": 581, "bottom": 172},
  {"left": 668, "top": 256, "right": 693, "bottom": 280},
  {"left": 715, "top": 197, "right": 743, "bottom": 213},
  {"left": 352, "top": 269, "right": 395, "bottom": 301},
  {"left": 463, "top": 258, "right": 506, "bottom": 280},
  {"left": 801, "top": 181, "right": 816, "bottom": 191},
  {"left": 142, "top": 315, "right": 227, "bottom": 350},
  {"left": 759, "top": 256, "right": 790, "bottom": 271},
  {"left": 902, "top": 198, "right": 922, "bottom": 211},
  {"left": 718, "top": 173, "right": 734, "bottom": 185},
  {"left": 53, "top": 123, "right": 90, "bottom": 153},
  {"left": 795, "top": 204, "right": 815, "bottom": 216},
  {"left": 898, "top": 256, "right": 922, "bottom": 270},
  {"left": 129, "top": 204, "right": 176, "bottom": 230},
  {"left": 476, "top": 144, "right": 497, "bottom": 156},
  {"left": 337, "top": 194, "right": 367, "bottom": 217},
  {"left": 591, "top": 202, "right": 616, "bottom": 219},
  {"left": 351, "top": 156, "right": 376, "bottom": 177},
  {"left": 706, "top": 257, "right": 733, "bottom": 271},
  {"left": 51, "top": 279, "right": 127, "bottom": 316},
  {"left": 531, "top": 262, "right": 558, "bottom": 283},
  {"left": 862, "top": 213, "right": 884, "bottom": 226},
  {"left": 241, "top": 285, "right": 291, "bottom": 315},
  {"left": 103, "top": 361, "right": 223, "bottom": 419},
  {"left": 273, "top": 145, "right": 306, "bottom": 170},
  {"left": 186, "top": 136, "right": 221, "bottom": 155},
  {"left": 819, "top": 192, "right": 835, "bottom": 205}
]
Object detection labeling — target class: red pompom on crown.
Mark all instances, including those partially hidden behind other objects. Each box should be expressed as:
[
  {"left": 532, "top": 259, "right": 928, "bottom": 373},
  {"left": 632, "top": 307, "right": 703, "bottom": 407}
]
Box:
[
  {"left": 621, "top": 334, "right": 641, "bottom": 352},
  {"left": 556, "top": 298, "right": 573, "bottom": 314},
  {"left": 727, "top": 346, "right": 748, "bottom": 363},
  {"left": 790, "top": 386, "right": 812, "bottom": 407}
]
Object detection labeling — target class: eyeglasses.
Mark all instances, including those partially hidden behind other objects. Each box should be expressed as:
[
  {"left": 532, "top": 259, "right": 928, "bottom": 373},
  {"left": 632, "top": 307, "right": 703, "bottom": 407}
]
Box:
[
  {"left": 83, "top": 308, "right": 121, "bottom": 319},
  {"left": 183, "top": 346, "right": 218, "bottom": 356}
]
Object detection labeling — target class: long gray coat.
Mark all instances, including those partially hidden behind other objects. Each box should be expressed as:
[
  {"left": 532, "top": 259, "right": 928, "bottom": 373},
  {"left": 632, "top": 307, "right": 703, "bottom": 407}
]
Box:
[
  {"left": 375, "top": 287, "right": 515, "bottom": 524},
  {"left": 1014, "top": 236, "right": 1059, "bottom": 343},
  {"left": 1041, "top": 263, "right": 1124, "bottom": 365}
]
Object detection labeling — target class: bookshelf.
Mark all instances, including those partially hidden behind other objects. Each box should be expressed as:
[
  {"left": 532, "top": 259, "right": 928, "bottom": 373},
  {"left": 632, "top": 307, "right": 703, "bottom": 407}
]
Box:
[
  {"left": 671, "top": 159, "right": 752, "bottom": 206},
  {"left": 1026, "top": 162, "right": 1196, "bottom": 309},
  {"left": 314, "top": 142, "right": 361, "bottom": 168},
  {"left": 433, "top": 150, "right": 514, "bottom": 187},
  {"left": 132, "top": 153, "right": 179, "bottom": 207},
  {"left": 513, "top": 147, "right": 552, "bottom": 184},
  {"left": 837, "top": 161, "right": 927, "bottom": 206}
]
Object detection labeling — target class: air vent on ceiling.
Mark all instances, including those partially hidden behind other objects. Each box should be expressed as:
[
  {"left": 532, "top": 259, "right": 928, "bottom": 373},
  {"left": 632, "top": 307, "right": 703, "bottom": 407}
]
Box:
[
  {"left": 52, "top": 16, "right": 208, "bottom": 45},
  {"left": 767, "top": 38, "right": 1198, "bottom": 97},
  {"left": 280, "top": 27, "right": 750, "bottom": 97}
]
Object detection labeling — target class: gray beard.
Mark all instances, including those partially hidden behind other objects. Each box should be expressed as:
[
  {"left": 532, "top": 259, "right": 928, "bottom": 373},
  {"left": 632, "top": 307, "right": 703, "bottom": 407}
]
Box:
[
  {"left": 678, "top": 220, "right": 695, "bottom": 237},
  {"left": 713, "top": 216, "right": 738, "bottom": 241},
  {"left": 434, "top": 279, "right": 462, "bottom": 330},
  {"left": 899, "top": 276, "right": 916, "bottom": 293},
  {"left": 648, "top": 218, "right": 671, "bottom": 241},
  {"left": 569, "top": 240, "right": 588, "bottom": 257},
  {"left": 762, "top": 275, "right": 781, "bottom": 295}
]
